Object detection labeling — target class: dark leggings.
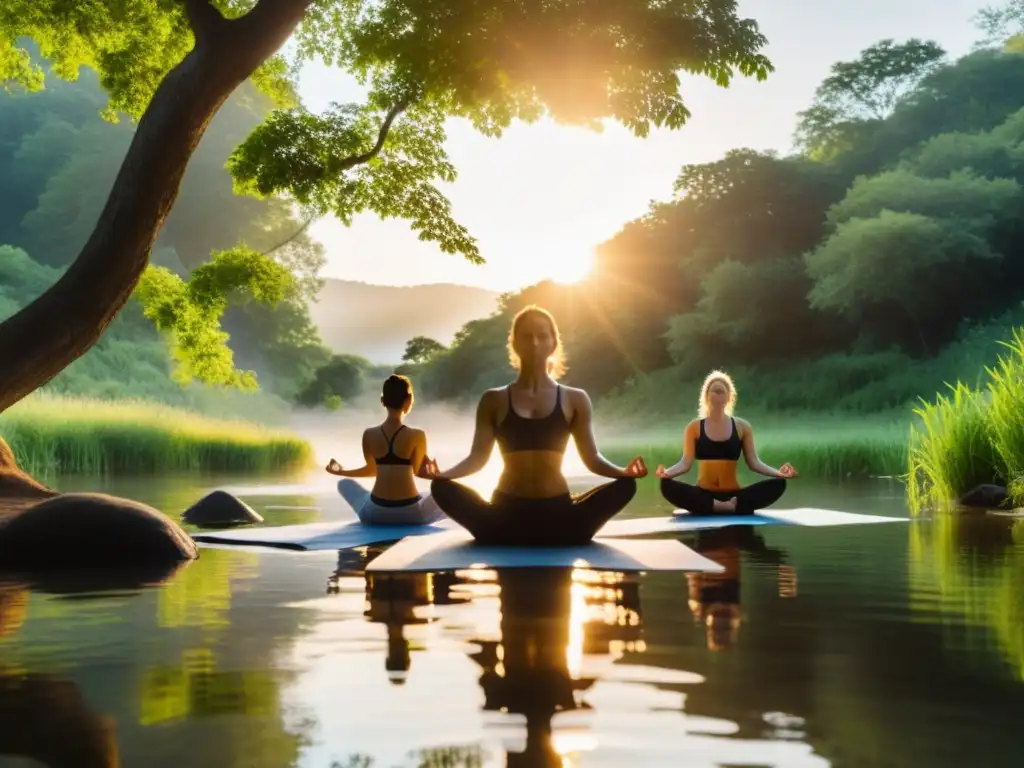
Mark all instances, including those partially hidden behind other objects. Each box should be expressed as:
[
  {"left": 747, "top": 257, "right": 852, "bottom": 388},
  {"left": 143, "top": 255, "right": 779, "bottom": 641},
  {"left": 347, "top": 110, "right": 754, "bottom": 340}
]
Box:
[
  {"left": 660, "top": 477, "right": 786, "bottom": 516},
  {"left": 431, "top": 477, "right": 637, "bottom": 547}
]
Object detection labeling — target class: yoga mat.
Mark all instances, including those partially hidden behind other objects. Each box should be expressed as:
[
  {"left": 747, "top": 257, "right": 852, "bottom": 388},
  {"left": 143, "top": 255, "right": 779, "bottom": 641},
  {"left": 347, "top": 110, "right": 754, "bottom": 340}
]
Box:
[
  {"left": 192, "top": 517, "right": 460, "bottom": 551},
  {"left": 597, "top": 507, "right": 910, "bottom": 539},
  {"left": 364, "top": 530, "right": 726, "bottom": 573}
]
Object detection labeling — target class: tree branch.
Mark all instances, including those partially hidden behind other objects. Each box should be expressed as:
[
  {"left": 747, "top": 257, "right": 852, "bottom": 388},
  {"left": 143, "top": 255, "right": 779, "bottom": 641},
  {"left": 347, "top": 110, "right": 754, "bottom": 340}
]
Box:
[
  {"left": 230, "top": 0, "right": 316, "bottom": 69},
  {"left": 326, "top": 95, "right": 416, "bottom": 175},
  {"left": 183, "top": 0, "right": 227, "bottom": 46},
  {"left": 0, "top": 0, "right": 314, "bottom": 415},
  {"left": 263, "top": 215, "right": 314, "bottom": 256},
  {"left": 263, "top": 95, "right": 416, "bottom": 256}
]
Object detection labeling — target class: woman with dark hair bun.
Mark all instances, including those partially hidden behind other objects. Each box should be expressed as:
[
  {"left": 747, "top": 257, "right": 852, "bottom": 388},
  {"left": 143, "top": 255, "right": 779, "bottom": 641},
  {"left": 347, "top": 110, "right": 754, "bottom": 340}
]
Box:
[
  {"left": 418, "top": 305, "right": 645, "bottom": 546},
  {"left": 326, "top": 374, "right": 444, "bottom": 525}
]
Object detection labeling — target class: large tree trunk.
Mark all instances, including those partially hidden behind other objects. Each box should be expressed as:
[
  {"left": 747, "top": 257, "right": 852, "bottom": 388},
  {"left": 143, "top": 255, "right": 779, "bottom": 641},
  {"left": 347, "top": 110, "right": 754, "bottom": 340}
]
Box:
[{"left": 0, "top": 0, "right": 312, "bottom": 415}]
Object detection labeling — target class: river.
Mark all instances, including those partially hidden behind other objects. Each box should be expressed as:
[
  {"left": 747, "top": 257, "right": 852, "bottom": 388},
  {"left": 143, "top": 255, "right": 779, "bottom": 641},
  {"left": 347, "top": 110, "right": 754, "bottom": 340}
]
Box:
[{"left": 1, "top": 467, "right": 1023, "bottom": 767}]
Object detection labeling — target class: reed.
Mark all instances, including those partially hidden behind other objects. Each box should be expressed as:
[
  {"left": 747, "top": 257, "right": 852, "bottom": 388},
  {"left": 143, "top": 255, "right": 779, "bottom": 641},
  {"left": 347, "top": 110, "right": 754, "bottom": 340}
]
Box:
[
  {"left": 0, "top": 394, "right": 312, "bottom": 477},
  {"left": 908, "top": 326, "right": 1024, "bottom": 512}
]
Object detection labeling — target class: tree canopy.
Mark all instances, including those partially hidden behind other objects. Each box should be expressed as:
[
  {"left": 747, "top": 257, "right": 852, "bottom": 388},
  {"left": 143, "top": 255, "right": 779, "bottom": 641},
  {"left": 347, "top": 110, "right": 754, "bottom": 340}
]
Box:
[
  {"left": 399, "top": 34, "right": 1024, "bottom": 415},
  {"left": 0, "top": 0, "right": 775, "bottom": 413}
]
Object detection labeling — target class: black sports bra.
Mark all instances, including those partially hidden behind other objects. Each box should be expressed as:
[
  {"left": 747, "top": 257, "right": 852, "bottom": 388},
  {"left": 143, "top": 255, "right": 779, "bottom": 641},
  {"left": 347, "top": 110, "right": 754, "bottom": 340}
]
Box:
[
  {"left": 694, "top": 418, "right": 742, "bottom": 461},
  {"left": 494, "top": 385, "right": 572, "bottom": 454},
  {"left": 375, "top": 425, "right": 412, "bottom": 466}
]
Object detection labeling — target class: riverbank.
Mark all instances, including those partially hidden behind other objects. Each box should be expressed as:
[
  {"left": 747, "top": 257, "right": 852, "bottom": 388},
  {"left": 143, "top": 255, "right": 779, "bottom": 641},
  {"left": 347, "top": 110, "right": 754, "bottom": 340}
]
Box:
[
  {"left": 0, "top": 394, "right": 313, "bottom": 478},
  {"left": 603, "top": 413, "right": 910, "bottom": 482}
]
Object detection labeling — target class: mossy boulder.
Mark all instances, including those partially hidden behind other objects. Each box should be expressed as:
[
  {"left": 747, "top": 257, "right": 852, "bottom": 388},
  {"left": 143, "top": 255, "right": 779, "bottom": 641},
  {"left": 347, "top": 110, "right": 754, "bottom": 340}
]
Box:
[
  {"left": 0, "top": 492, "right": 197, "bottom": 571},
  {"left": 181, "top": 490, "right": 263, "bottom": 528},
  {"left": 956, "top": 483, "right": 1009, "bottom": 510}
]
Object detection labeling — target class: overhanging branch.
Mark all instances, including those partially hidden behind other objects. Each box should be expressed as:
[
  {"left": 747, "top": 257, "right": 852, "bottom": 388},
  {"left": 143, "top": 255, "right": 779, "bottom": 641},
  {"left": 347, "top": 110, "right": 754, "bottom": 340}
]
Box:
[
  {"left": 263, "top": 94, "right": 417, "bottom": 256},
  {"left": 326, "top": 95, "right": 415, "bottom": 175}
]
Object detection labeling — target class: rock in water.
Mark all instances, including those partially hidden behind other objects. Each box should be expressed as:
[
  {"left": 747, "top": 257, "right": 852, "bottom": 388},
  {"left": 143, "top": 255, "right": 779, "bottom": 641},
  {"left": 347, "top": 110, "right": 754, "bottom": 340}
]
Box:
[
  {"left": 0, "top": 437, "right": 57, "bottom": 499},
  {"left": 957, "top": 484, "right": 1009, "bottom": 510},
  {"left": 0, "top": 493, "right": 197, "bottom": 571},
  {"left": 181, "top": 490, "right": 264, "bottom": 528}
]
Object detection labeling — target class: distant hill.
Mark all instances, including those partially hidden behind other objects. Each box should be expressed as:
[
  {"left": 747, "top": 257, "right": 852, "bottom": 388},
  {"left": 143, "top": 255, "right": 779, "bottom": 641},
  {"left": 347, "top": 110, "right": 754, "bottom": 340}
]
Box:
[{"left": 307, "top": 279, "right": 501, "bottom": 363}]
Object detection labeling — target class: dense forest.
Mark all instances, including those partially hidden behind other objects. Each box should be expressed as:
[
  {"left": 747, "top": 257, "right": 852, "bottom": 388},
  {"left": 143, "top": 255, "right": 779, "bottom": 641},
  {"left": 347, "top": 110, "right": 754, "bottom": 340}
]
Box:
[
  {"left": 10, "top": 16, "right": 1024, "bottom": 420},
  {"left": 400, "top": 28, "right": 1024, "bottom": 416},
  {"left": 0, "top": 46, "right": 391, "bottom": 415}
]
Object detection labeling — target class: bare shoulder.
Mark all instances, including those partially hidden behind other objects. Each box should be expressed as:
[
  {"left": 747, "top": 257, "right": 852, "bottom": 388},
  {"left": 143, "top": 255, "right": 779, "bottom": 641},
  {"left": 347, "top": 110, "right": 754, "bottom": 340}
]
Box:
[
  {"left": 405, "top": 426, "right": 427, "bottom": 441},
  {"left": 561, "top": 385, "right": 592, "bottom": 405},
  {"left": 479, "top": 387, "right": 506, "bottom": 408},
  {"left": 734, "top": 416, "right": 754, "bottom": 437}
]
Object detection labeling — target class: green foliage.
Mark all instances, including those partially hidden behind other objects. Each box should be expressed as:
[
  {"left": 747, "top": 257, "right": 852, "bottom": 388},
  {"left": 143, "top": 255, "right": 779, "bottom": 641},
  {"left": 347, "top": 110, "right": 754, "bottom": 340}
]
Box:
[
  {"left": 0, "top": 0, "right": 195, "bottom": 120},
  {"left": 135, "top": 246, "right": 295, "bottom": 390},
  {"left": 0, "top": 55, "right": 332, "bottom": 409},
  {"left": 402, "top": 336, "right": 445, "bottom": 364},
  {"left": 229, "top": 100, "right": 481, "bottom": 262},
  {"left": 295, "top": 353, "right": 370, "bottom": 408},
  {"left": 908, "top": 325, "right": 1024, "bottom": 511},
  {"left": 0, "top": 392, "right": 311, "bottom": 477},
  {"left": 805, "top": 210, "right": 1000, "bottom": 320},
  {"left": 824, "top": 168, "right": 1022, "bottom": 227},
  {"left": 975, "top": 1, "right": 1024, "bottom": 47},
  {"left": 295, "top": 0, "right": 773, "bottom": 138},
  {"left": 0, "top": 245, "right": 59, "bottom": 299},
  {"left": 984, "top": 327, "right": 1024, "bottom": 487},
  {"left": 409, "top": 35, "right": 1024, "bottom": 429},
  {"left": 907, "top": 383, "right": 1000, "bottom": 513},
  {"left": 795, "top": 39, "right": 947, "bottom": 157},
  {"left": 605, "top": 416, "right": 909, "bottom": 482}
]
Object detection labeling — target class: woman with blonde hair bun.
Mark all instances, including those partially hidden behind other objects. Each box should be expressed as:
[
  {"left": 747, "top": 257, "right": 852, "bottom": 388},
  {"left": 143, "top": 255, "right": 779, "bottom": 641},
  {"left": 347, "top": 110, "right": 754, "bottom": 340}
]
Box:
[
  {"left": 655, "top": 370, "right": 797, "bottom": 515},
  {"left": 419, "top": 304, "right": 645, "bottom": 545}
]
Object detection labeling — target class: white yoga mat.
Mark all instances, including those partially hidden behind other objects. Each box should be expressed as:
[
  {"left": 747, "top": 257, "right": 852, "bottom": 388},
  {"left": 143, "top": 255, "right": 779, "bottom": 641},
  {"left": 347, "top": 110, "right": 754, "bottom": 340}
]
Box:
[{"left": 597, "top": 507, "right": 910, "bottom": 539}]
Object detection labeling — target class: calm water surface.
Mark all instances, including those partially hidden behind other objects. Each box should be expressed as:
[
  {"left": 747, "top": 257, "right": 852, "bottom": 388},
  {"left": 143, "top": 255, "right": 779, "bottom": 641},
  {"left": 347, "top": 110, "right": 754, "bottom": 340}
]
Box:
[{"left": 2, "top": 471, "right": 1024, "bottom": 767}]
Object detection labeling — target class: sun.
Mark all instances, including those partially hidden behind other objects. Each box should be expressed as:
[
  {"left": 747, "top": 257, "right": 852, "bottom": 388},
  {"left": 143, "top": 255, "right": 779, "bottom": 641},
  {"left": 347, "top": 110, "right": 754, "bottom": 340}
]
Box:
[{"left": 549, "top": 247, "right": 595, "bottom": 285}]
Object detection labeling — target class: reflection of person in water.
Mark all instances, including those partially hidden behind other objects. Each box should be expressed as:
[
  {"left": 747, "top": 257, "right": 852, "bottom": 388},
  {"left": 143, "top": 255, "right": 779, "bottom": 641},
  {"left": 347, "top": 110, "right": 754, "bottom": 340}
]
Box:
[
  {"left": 326, "top": 374, "right": 445, "bottom": 525},
  {"left": 685, "top": 526, "right": 797, "bottom": 651},
  {"left": 469, "top": 567, "right": 644, "bottom": 767},
  {"left": 656, "top": 370, "right": 798, "bottom": 516},
  {"left": 419, "top": 305, "right": 645, "bottom": 546},
  {"left": 326, "top": 552, "right": 470, "bottom": 685}
]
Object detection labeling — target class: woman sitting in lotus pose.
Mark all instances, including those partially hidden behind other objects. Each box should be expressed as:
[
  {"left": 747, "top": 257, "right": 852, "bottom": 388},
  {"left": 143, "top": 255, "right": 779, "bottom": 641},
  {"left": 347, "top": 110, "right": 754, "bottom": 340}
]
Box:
[
  {"left": 655, "top": 370, "right": 797, "bottom": 516},
  {"left": 326, "top": 374, "right": 444, "bottom": 526},
  {"left": 418, "top": 305, "right": 646, "bottom": 546}
]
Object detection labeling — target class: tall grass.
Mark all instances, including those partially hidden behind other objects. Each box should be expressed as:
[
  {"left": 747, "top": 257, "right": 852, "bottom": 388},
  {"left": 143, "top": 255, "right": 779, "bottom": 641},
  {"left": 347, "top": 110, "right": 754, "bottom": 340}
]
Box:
[
  {"left": 907, "top": 384, "right": 1002, "bottom": 513},
  {"left": 605, "top": 415, "right": 908, "bottom": 481},
  {"left": 986, "top": 327, "right": 1024, "bottom": 483},
  {"left": 0, "top": 394, "right": 312, "bottom": 477},
  {"left": 908, "top": 327, "right": 1024, "bottom": 513}
]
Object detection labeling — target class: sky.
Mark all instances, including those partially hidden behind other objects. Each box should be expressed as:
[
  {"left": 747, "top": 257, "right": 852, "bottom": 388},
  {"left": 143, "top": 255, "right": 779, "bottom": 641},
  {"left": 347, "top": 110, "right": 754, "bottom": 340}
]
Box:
[{"left": 296, "top": 0, "right": 995, "bottom": 292}]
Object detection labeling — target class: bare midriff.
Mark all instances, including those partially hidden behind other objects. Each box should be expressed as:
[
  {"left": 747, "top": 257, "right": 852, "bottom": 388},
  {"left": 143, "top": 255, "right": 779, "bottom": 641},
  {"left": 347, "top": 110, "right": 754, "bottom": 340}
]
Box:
[
  {"left": 372, "top": 465, "right": 421, "bottom": 500},
  {"left": 497, "top": 451, "right": 570, "bottom": 498},
  {"left": 696, "top": 460, "right": 741, "bottom": 493}
]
